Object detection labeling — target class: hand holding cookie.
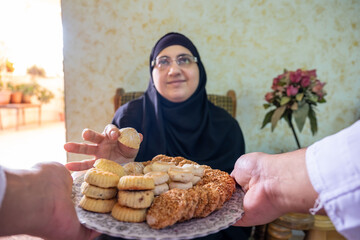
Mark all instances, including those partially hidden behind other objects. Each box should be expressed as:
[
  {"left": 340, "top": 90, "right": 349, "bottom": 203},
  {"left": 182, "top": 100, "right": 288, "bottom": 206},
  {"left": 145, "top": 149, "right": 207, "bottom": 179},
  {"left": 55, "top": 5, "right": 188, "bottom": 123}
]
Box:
[
  {"left": 117, "top": 127, "right": 141, "bottom": 149},
  {"left": 65, "top": 125, "right": 143, "bottom": 171}
]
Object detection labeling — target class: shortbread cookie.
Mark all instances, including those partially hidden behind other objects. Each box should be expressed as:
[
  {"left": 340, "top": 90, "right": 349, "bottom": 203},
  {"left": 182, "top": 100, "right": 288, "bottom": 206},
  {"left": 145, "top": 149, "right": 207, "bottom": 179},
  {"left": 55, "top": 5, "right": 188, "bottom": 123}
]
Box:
[
  {"left": 153, "top": 183, "right": 169, "bottom": 195},
  {"left": 94, "top": 158, "right": 126, "bottom": 177},
  {"left": 168, "top": 167, "right": 194, "bottom": 183},
  {"left": 144, "top": 171, "right": 169, "bottom": 185},
  {"left": 117, "top": 190, "right": 154, "bottom": 208},
  {"left": 118, "top": 127, "right": 141, "bottom": 149},
  {"left": 146, "top": 189, "right": 187, "bottom": 229},
  {"left": 79, "top": 195, "right": 116, "bottom": 213},
  {"left": 169, "top": 181, "right": 193, "bottom": 190},
  {"left": 123, "top": 162, "right": 144, "bottom": 175},
  {"left": 117, "top": 176, "right": 155, "bottom": 190},
  {"left": 84, "top": 168, "right": 120, "bottom": 188},
  {"left": 111, "top": 204, "right": 147, "bottom": 223},
  {"left": 81, "top": 182, "right": 117, "bottom": 199}
]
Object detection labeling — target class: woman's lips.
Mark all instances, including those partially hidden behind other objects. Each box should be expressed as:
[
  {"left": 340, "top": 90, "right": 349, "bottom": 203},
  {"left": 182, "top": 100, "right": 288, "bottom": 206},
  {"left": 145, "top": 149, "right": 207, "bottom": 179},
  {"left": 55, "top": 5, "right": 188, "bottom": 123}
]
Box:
[{"left": 167, "top": 79, "right": 186, "bottom": 85}]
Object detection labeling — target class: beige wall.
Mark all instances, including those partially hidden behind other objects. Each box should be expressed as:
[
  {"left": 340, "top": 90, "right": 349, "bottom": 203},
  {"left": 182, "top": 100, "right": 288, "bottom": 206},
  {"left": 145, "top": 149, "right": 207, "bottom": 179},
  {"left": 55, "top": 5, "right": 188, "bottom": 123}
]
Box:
[{"left": 62, "top": 0, "right": 360, "bottom": 162}]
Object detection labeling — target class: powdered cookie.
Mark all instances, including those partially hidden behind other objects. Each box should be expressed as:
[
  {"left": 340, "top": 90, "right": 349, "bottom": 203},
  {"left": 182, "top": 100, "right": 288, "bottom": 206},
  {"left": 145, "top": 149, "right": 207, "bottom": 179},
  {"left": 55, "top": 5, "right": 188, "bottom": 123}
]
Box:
[
  {"left": 81, "top": 182, "right": 117, "bottom": 199},
  {"left": 151, "top": 161, "right": 176, "bottom": 172},
  {"left": 144, "top": 171, "right": 169, "bottom": 185},
  {"left": 117, "top": 190, "right": 154, "bottom": 209},
  {"left": 94, "top": 158, "right": 125, "bottom": 177},
  {"left": 118, "top": 127, "right": 141, "bottom": 149},
  {"left": 84, "top": 168, "right": 120, "bottom": 188},
  {"left": 111, "top": 204, "right": 147, "bottom": 223},
  {"left": 79, "top": 195, "right": 116, "bottom": 213},
  {"left": 191, "top": 175, "right": 201, "bottom": 185},
  {"left": 117, "top": 175, "right": 155, "bottom": 190},
  {"left": 153, "top": 183, "right": 169, "bottom": 195},
  {"left": 182, "top": 164, "right": 205, "bottom": 177},
  {"left": 168, "top": 167, "right": 194, "bottom": 183}
]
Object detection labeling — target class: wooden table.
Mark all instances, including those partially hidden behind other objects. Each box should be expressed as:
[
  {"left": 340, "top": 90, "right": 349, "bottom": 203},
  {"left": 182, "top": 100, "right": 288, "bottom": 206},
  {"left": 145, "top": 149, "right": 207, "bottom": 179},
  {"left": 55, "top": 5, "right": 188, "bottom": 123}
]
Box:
[{"left": 0, "top": 103, "right": 41, "bottom": 130}]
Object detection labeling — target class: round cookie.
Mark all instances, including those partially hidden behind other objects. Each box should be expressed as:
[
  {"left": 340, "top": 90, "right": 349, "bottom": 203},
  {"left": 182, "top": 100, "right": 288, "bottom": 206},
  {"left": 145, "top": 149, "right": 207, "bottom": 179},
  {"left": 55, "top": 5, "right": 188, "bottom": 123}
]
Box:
[
  {"left": 81, "top": 182, "right": 117, "bottom": 199},
  {"left": 94, "top": 158, "right": 126, "bottom": 177},
  {"left": 144, "top": 171, "right": 169, "bottom": 185},
  {"left": 151, "top": 161, "right": 176, "bottom": 172},
  {"left": 111, "top": 204, "right": 147, "bottom": 223},
  {"left": 118, "top": 127, "right": 141, "bottom": 149},
  {"left": 153, "top": 183, "right": 169, "bottom": 195},
  {"left": 84, "top": 168, "right": 120, "bottom": 188},
  {"left": 79, "top": 195, "right": 116, "bottom": 213},
  {"left": 117, "top": 190, "right": 154, "bottom": 208},
  {"left": 168, "top": 167, "right": 194, "bottom": 183},
  {"left": 123, "top": 162, "right": 144, "bottom": 175},
  {"left": 117, "top": 175, "right": 155, "bottom": 190}
]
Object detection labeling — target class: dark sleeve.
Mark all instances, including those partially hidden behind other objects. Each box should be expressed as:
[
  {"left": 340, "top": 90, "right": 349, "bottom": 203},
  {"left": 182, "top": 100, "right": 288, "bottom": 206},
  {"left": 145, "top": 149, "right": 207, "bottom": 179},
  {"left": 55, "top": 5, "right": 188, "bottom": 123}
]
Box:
[{"left": 112, "top": 98, "right": 144, "bottom": 133}]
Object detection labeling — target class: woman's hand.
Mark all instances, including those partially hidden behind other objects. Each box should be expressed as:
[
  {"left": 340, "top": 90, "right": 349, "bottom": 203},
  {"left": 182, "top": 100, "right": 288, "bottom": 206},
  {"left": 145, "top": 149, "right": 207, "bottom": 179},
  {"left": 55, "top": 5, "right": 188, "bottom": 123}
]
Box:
[
  {"left": 64, "top": 124, "right": 143, "bottom": 171},
  {"left": 231, "top": 149, "right": 318, "bottom": 227}
]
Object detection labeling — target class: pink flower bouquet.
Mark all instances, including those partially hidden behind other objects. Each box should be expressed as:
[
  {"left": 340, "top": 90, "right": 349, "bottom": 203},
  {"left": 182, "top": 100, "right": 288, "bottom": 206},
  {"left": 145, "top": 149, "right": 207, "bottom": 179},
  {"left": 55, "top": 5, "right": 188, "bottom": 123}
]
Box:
[{"left": 262, "top": 69, "right": 326, "bottom": 148}]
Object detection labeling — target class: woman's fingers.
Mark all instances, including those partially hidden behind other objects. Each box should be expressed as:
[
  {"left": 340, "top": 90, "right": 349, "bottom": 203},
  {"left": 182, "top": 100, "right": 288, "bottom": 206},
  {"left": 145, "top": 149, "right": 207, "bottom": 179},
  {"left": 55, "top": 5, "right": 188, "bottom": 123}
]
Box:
[
  {"left": 65, "top": 159, "right": 96, "bottom": 171},
  {"left": 64, "top": 142, "right": 99, "bottom": 155},
  {"left": 82, "top": 128, "right": 105, "bottom": 144},
  {"left": 103, "top": 124, "right": 120, "bottom": 141}
]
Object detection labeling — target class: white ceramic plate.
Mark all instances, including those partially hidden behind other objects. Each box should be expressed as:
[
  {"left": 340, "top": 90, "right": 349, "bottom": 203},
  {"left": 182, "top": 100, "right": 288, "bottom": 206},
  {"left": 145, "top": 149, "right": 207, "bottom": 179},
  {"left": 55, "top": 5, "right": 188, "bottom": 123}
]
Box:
[{"left": 72, "top": 174, "right": 244, "bottom": 240}]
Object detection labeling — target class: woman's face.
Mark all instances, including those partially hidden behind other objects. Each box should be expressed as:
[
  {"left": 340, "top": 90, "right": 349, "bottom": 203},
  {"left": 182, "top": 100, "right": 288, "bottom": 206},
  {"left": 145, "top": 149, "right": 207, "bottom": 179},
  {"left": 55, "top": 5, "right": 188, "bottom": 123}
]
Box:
[{"left": 152, "top": 45, "right": 200, "bottom": 103}]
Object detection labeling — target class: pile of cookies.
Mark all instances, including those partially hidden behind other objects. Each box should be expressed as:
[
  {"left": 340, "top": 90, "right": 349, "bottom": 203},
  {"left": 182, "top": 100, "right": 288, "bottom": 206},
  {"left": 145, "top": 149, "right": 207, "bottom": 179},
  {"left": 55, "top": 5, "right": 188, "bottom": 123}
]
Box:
[
  {"left": 79, "top": 159, "right": 124, "bottom": 213},
  {"left": 77, "top": 127, "right": 236, "bottom": 229}
]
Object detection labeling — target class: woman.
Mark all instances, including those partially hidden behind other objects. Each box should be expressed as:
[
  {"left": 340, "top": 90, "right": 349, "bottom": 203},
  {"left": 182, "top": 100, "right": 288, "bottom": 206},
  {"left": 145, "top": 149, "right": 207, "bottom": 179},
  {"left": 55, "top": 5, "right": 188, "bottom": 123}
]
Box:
[{"left": 65, "top": 32, "right": 250, "bottom": 239}]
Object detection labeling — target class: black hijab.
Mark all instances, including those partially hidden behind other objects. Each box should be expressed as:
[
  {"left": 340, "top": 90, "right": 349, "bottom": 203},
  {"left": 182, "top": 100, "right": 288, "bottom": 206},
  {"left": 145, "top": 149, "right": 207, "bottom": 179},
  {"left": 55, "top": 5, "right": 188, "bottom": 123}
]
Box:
[{"left": 112, "top": 32, "right": 245, "bottom": 173}]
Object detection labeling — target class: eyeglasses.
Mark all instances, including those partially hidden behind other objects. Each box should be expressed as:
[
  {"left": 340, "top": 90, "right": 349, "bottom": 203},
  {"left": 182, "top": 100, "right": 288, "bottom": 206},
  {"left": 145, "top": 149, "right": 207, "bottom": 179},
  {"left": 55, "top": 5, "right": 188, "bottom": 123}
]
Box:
[{"left": 151, "top": 54, "right": 198, "bottom": 70}]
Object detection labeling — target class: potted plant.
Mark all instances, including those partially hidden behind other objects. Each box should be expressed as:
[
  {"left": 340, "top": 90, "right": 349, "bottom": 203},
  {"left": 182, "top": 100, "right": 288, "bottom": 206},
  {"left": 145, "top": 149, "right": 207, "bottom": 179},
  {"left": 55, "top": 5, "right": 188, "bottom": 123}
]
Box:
[
  {"left": 0, "top": 77, "right": 11, "bottom": 105},
  {"left": 36, "top": 86, "right": 54, "bottom": 104},
  {"left": 18, "top": 83, "right": 38, "bottom": 103},
  {"left": 7, "top": 82, "right": 23, "bottom": 104}
]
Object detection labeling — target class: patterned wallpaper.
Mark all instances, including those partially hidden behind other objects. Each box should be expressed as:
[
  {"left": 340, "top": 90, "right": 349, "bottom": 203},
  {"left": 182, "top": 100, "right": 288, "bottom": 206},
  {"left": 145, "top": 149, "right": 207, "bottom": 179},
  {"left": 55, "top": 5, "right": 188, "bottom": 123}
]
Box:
[{"left": 62, "top": 0, "right": 360, "bottom": 162}]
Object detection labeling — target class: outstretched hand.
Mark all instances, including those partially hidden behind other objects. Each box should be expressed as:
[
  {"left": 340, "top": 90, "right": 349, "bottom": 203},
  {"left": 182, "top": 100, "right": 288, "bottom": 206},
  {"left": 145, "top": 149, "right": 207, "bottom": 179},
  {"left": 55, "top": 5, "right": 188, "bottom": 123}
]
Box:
[
  {"left": 230, "top": 152, "right": 285, "bottom": 226},
  {"left": 0, "top": 162, "right": 100, "bottom": 240},
  {"left": 64, "top": 124, "right": 143, "bottom": 171},
  {"left": 231, "top": 149, "right": 318, "bottom": 227}
]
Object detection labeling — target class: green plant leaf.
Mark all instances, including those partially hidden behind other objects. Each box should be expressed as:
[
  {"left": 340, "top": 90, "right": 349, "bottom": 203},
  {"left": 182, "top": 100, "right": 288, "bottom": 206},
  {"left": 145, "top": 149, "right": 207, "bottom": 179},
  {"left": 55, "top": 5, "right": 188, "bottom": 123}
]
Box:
[
  {"left": 280, "top": 96, "right": 291, "bottom": 106},
  {"left": 271, "top": 105, "right": 286, "bottom": 131},
  {"left": 261, "top": 109, "right": 275, "bottom": 129},
  {"left": 263, "top": 103, "right": 271, "bottom": 109},
  {"left": 308, "top": 106, "right": 318, "bottom": 135},
  {"left": 295, "top": 93, "right": 304, "bottom": 102},
  {"left": 318, "top": 98, "right": 326, "bottom": 103},
  {"left": 293, "top": 103, "right": 309, "bottom": 132},
  {"left": 291, "top": 102, "right": 298, "bottom": 110}
]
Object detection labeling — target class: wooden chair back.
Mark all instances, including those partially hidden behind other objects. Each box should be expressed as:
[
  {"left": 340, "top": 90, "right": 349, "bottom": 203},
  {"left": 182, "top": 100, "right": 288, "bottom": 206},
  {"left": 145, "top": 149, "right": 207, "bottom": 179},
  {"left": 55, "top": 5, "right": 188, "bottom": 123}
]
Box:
[{"left": 114, "top": 88, "right": 237, "bottom": 118}]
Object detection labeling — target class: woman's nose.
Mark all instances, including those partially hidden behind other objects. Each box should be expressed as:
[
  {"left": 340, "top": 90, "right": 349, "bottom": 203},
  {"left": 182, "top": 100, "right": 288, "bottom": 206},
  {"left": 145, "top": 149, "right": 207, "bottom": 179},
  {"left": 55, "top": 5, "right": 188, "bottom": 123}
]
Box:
[{"left": 168, "top": 61, "right": 181, "bottom": 75}]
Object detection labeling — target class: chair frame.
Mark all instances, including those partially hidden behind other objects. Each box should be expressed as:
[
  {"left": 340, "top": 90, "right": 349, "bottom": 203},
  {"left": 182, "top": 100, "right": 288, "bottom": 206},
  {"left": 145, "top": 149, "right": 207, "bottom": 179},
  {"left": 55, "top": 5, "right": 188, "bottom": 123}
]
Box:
[{"left": 114, "top": 88, "right": 237, "bottom": 118}]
